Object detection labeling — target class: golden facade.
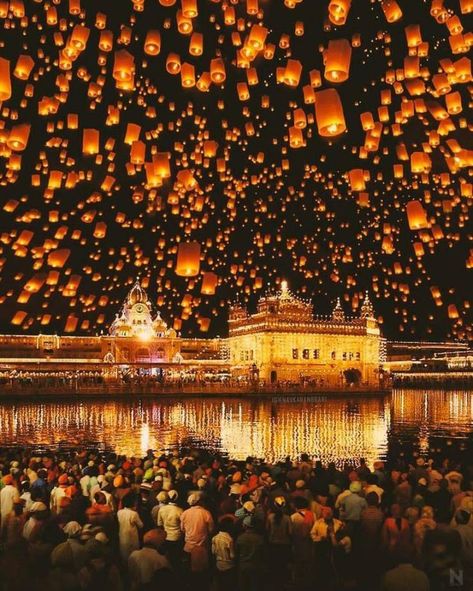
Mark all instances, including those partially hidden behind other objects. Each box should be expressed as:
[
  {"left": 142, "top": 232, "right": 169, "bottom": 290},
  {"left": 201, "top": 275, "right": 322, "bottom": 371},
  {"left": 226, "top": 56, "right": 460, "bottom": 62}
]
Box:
[
  {"left": 228, "top": 281, "right": 382, "bottom": 388},
  {"left": 0, "top": 280, "right": 383, "bottom": 388}
]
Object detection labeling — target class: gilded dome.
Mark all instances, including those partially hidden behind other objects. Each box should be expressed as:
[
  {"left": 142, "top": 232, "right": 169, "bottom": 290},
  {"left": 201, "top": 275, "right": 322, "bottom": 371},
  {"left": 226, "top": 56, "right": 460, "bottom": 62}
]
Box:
[{"left": 127, "top": 280, "right": 149, "bottom": 306}]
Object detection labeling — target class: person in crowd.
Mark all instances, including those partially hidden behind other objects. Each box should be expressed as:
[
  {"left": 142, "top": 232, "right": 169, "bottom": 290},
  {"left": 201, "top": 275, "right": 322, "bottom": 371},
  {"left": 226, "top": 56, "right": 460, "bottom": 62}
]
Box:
[
  {"left": 0, "top": 445, "right": 470, "bottom": 591},
  {"left": 235, "top": 516, "right": 265, "bottom": 591},
  {"left": 117, "top": 492, "right": 143, "bottom": 563},
  {"left": 211, "top": 517, "right": 236, "bottom": 590},
  {"left": 128, "top": 528, "right": 170, "bottom": 590}
]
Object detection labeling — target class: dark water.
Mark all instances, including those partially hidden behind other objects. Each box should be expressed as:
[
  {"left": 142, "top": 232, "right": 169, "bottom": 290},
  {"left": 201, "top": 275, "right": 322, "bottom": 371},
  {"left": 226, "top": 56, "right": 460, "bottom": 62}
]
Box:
[{"left": 0, "top": 389, "right": 471, "bottom": 467}]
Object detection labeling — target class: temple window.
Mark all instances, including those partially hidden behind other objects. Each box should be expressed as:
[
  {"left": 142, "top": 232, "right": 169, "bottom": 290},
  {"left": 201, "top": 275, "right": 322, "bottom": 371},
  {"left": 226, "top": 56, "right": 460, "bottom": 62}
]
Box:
[
  {"left": 342, "top": 352, "right": 347, "bottom": 360},
  {"left": 331, "top": 351, "right": 336, "bottom": 360},
  {"left": 292, "top": 348, "right": 298, "bottom": 359},
  {"left": 313, "top": 349, "right": 320, "bottom": 359},
  {"left": 302, "top": 349, "right": 309, "bottom": 359}
]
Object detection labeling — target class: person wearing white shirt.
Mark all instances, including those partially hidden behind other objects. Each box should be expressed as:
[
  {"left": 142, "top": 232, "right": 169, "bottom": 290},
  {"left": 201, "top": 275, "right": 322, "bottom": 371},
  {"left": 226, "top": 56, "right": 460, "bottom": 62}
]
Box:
[
  {"left": 211, "top": 518, "right": 236, "bottom": 589},
  {"left": 117, "top": 495, "right": 143, "bottom": 563},
  {"left": 0, "top": 476, "right": 20, "bottom": 537}
]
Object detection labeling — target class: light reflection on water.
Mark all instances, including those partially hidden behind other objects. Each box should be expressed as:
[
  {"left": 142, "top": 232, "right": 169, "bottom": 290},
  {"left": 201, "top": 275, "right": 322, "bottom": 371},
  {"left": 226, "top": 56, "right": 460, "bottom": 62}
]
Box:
[{"left": 0, "top": 389, "right": 471, "bottom": 466}]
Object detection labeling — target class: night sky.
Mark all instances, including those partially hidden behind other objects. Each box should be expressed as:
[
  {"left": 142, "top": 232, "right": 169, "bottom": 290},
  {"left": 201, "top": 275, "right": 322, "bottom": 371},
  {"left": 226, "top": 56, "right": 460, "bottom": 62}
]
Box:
[{"left": 0, "top": 0, "right": 471, "bottom": 341}]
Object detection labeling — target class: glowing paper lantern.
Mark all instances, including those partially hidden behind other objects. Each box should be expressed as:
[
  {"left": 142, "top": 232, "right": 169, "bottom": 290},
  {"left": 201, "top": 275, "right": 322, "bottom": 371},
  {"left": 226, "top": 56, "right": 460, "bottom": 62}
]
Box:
[
  {"left": 7, "top": 123, "right": 30, "bottom": 151},
  {"left": 406, "top": 200, "right": 429, "bottom": 230},
  {"left": 82, "top": 128, "right": 100, "bottom": 155},
  {"left": 144, "top": 30, "right": 161, "bottom": 55},
  {"left": 328, "top": 0, "right": 351, "bottom": 25},
  {"left": 176, "top": 242, "right": 201, "bottom": 276},
  {"left": 201, "top": 272, "right": 218, "bottom": 295},
  {"left": 381, "top": 0, "right": 403, "bottom": 22},
  {"left": 47, "top": 249, "right": 71, "bottom": 268},
  {"left": 113, "top": 50, "right": 135, "bottom": 81},
  {"left": 324, "top": 39, "right": 352, "bottom": 83},
  {"left": 181, "top": 62, "right": 195, "bottom": 87},
  {"left": 314, "top": 89, "right": 347, "bottom": 137},
  {"left": 210, "top": 58, "right": 226, "bottom": 84},
  {"left": 0, "top": 57, "right": 12, "bottom": 101},
  {"left": 182, "top": 0, "right": 198, "bottom": 18},
  {"left": 13, "top": 54, "right": 34, "bottom": 80}
]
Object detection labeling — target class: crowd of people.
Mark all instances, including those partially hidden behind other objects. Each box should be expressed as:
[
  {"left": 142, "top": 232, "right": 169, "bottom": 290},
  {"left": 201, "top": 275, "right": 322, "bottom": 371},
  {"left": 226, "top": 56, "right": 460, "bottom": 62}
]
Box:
[{"left": 0, "top": 444, "right": 471, "bottom": 591}]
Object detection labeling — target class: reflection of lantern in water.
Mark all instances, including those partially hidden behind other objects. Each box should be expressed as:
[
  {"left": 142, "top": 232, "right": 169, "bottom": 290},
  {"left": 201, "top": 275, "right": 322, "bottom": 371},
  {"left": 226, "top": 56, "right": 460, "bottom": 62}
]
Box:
[{"left": 314, "top": 89, "right": 347, "bottom": 137}]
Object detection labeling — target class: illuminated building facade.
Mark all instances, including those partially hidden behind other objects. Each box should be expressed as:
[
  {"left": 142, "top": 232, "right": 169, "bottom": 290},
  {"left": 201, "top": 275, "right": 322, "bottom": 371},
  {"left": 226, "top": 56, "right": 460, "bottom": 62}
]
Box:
[
  {"left": 0, "top": 280, "right": 383, "bottom": 388},
  {"left": 228, "top": 281, "right": 383, "bottom": 388}
]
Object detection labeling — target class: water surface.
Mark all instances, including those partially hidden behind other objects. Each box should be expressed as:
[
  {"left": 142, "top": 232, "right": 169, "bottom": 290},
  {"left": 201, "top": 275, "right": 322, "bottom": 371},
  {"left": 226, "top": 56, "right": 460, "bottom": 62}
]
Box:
[{"left": 0, "top": 389, "right": 471, "bottom": 466}]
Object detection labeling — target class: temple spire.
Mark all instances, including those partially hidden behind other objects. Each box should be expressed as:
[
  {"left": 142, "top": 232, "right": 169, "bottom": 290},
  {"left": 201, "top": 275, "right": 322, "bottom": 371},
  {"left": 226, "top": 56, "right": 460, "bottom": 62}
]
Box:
[
  {"left": 332, "top": 298, "right": 345, "bottom": 321},
  {"left": 361, "top": 291, "right": 374, "bottom": 319}
]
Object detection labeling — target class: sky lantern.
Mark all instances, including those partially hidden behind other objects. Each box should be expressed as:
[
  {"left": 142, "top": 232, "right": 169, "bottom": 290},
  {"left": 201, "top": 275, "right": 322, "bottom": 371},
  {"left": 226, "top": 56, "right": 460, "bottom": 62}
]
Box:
[
  {"left": 328, "top": 0, "right": 351, "bottom": 25},
  {"left": 99, "top": 30, "right": 113, "bottom": 52},
  {"left": 82, "top": 128, "right": 100, "bottom": 155},
  {"left": 0, "top": 57, "right": 11, "bottom": 101},
  {"left": 47, "top": 249, "right": 71, "bottom": 268},
  {"left": 314, "top": 88, "right": 347, "bottom": 137},
  {"left": 113, "top": 50, "right": 135, "bottom": 82},
  {"left": 406, "top": 200, "right": 429, "bottom": 230},
  {"left": 201, "top": 272, "right": 218, "bottom": 295},
  {"left": 460, "top": 0, "right": 473, "bottom": 13},
  {"left": 381, "top": 0, "right": 403, "bottom": 23},
  {"left": 324, "top": 39, "right": 352, "bottom": 83},
  {"left": 284, "top": 60, "right": 303, "bottom": 87},
  {"left": 7, "top": 124, "right": 30, "bottom": 151},
  {"left": 348, "top": 169, "right": 365, "bottom": 191},
  {"left": 210, "top": 58, "right": 226, "bottom": 84},
  {"left": 445, "top": 92, "right": 462, "bottom": 115},
  {"left": 189, "top": 32, "right": 203, "bottom": 56},
  {"left": 13, "top": 55, "right": 34, "bottom": 80},
  {"left": 447, "top": 304, "right": 459, "bottom": 319},
  {"left": 405, "top": 25, "right": 422, "bottom": 48},
  {"left": 248, "top": 25, "right": 268, "bottom": 51},
  {"left": 176, "top": 242, "right": 201, "bottom": 276},
  {"left": 166, "top": 53, "right": 181, "bottom": 74},
  {"left": 289, "top": 126, "right": 305, "bottom": 148},
  {"left": 177, "top": 11, "right": 193, "bottom": 35},
  {"left": 70, "top": 25, "right": 90, "bottom": 51},
  {"left": 130, "top": 140, "right": 146, "bottom": 164},
  {"left": 181, "top": 0, "right": 198, "bottom": 18},
  {"left": 181, "top": 62, "right": 196, "bottom": 87},
  {"left": 144, "top": 30, "right": 161, "bottom": 56}
]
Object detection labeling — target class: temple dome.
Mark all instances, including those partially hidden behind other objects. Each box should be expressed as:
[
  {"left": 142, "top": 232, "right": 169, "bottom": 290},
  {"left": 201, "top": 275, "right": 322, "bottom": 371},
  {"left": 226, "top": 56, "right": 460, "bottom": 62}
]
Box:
[{"left": 127, "top": 280, "right": 149, "bottom": 306}]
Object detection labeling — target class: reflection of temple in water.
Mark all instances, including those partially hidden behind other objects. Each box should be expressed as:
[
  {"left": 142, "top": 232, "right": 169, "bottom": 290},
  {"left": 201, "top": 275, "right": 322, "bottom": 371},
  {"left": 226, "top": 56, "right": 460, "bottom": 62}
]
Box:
[{"left": 0, "top": 390, "right": 470, "bottom": 465}]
